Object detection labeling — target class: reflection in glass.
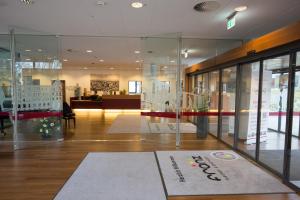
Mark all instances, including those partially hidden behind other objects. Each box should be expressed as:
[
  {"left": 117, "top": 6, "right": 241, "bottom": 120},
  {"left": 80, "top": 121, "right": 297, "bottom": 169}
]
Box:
[
  {"left": 259, "top": 55, "right": 289, "bottom": 175},
  {"left": 237, "top": 62, "right": 260, "bottom": 158},
  {"left": 221, "top": 66, "right": 237, "bottom": 146}
]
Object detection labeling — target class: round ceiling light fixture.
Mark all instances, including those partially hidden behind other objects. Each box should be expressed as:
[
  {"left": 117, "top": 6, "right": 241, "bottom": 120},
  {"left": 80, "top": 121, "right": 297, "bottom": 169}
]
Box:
[
  {"left": 96, "top": 1, "right": 106, "bottom": 6},
  {"left": 86, "top": 50, "right": 93, "bottom": 53},
  {"left": 234, "top": 6, "right": 247, "bottom": 12},
  {"left": 99, "top": 59, "right": 104, "bottom": 62},
  {"left": 194, "top": 1, "right": 220, "bottom": 12},
  {"left": 63, "top": 59, "right": 68, "bottom": 62},
  {"left": 134, "top": 50, "right": 140, "bottom": 54},
  {"left": 131, "top": 2, "right": 144, "bottom": 8},
  {"left": 21, "top": 0, "right": 34, "bottom": 5}
]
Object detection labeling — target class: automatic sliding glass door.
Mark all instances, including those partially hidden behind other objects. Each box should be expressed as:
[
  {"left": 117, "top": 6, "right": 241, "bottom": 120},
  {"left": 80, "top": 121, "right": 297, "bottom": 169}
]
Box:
[
  {"left": 289, "top": 53, "right": 300, "bottom": 187},
  {"left": 220, "top": 66, "right": 237, "bottom": 146},
  {"left": 259, "top": 55, "right": 290, "bottom": 175}
]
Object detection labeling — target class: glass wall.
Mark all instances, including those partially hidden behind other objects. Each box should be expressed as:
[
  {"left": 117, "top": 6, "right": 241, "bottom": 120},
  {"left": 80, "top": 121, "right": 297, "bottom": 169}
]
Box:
[
  {"left": 0, "top": 34, "right": 13, "bottom": 152},
  {"left": 237, "top": 62, "right": 260, "bottom": 158},
  {"left": 14, "top": 35, "right": 63, "bottom": 148},
  {"left": 259, "top": 55, "right": 289, "bottom": 175},
  {"left": 186, "top": 47, "right": 300, "bottom": 189},
  {"left": 141, "top": 36, "right": 181, "bottom": 144},
  {"left": 220, "top": 66, "right": 237, "bottom": 146}
]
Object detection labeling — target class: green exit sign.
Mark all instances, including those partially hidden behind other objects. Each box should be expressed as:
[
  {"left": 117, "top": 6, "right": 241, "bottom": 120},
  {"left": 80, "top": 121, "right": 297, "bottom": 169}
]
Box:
[{"left": 227, "top": 16, "right": 236, "bottom": 30}]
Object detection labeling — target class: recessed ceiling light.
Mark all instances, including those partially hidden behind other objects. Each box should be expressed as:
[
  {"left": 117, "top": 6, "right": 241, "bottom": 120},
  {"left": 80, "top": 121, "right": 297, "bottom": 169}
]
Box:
[
  {"left": 170, "top": 60, "right": 175, "bottom": 63},
  {"left": 134, "top": 50, "right": 140, "bottom": 54},
  {"left": 136, "top": 60, "right": 140, "bottom": 63},
  {"left": 99, "top": 59, "right": 104, "bottom": 62},
  {"left": 96, "top": 0, "right": 106, "bottom": 6},
  {"left": 131, "top": 2, "right": 143, "bottom": 8},
  {"left": 25, "top": 49, "right": 31, "bottom": 52},
  {"left": 234, "top": 6, "right": 247, "bottom": 12},
  {"left": 26, "top": 58, "right": 31, "bottom": 61},
  {"left": 21, "top": 0, "right": 34, "bottom": 5},
  {"left": 109, "top": 67, "right": 114, "bottom": 70},
  {"left": 37, "top": 49, "right": 42, "bottom": 52},
  {"left": 63, "top": 59, "right": 68, "bottom": 62},
  {"left": 164, "top": 66, "right": 168, "bottom": 69},
  {"left": 86, "top": 50, "right": 93, "bottom": 53},
  {"left": 83, "top": 67, "right": 88, "bottom": 70}
]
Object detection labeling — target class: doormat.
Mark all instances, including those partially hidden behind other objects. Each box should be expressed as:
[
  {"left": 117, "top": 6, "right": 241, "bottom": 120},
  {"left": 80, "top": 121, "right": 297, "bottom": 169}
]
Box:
[
  {"left": 108, "top": 115, "right": 196, "bottom": 134},
  {"left": 156, "top": 150, "right": 293, "bottom": 196},
  {"left": 54, "top": 152, "right": 166, "bottom": 200},
  {"left": 107, "top": 115, "right": 150, "bottom": 133}
]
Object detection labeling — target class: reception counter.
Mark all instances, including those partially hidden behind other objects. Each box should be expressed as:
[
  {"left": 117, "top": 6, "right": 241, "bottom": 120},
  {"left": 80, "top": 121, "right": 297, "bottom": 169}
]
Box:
[{"left": 70, "top": 95, "right": 141, "bottom": 109}]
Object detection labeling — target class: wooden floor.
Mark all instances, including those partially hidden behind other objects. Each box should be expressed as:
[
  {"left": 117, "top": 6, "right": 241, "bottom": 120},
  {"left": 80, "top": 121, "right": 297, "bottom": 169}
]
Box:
[{"left": 0, "top": 110, "right": 299, "bottom": 200}]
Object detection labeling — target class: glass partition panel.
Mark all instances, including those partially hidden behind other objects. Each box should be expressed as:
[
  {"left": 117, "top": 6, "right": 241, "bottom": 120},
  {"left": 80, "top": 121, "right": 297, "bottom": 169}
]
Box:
[
  {"left": 237, "top": 62, "right": 260, "bottom": 158},
  {"left": 259, "top": 55, "right": 289, "bottom": 175},
  {"left": 221, "top": 66, "right": 237, "bottom": 146},
  {"left": 289, "top": 70, "right": 300, "bottom": 187},
  {"left": 296, "top": 52, "right": 300, "bottom": 66},
  {"left": 14, "top": 35, "right": 63, "bottom": 148},
  {"left": 0, "top": 34, "right": 13, "bottom": 152},
  {"left": 141, "top": 36, "right": 181, "bottom": 143}
]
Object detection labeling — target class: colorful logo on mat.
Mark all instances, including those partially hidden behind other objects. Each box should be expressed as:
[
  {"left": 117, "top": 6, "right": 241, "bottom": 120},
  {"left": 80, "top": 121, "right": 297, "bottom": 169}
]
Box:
[
  {"left": 211, "top": 151, "right": 238, "bottom": 161},
  {"left": 187, "top": 157, "right": 198, "bottom": 168}
]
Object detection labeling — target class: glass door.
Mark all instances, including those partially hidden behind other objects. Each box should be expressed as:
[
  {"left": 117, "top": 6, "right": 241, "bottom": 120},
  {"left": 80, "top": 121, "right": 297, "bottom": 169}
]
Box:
[
  {"left": 259, "top": 55, "right": 290, "bottom": 175},
  {"left": 289, "top": 52, "right": 300, "bottom": 187},
  {"left": 140, "top": 36, "right": 181, "bottom": 145},
  {"left": 237, "top": 61, "right": 260, "bottom": 158},
  {"left": 220, "top": 66, "right": 237, "bottom": 146},
  {"left": 14, "top": 34, "right": 63, "bottom": 149}
]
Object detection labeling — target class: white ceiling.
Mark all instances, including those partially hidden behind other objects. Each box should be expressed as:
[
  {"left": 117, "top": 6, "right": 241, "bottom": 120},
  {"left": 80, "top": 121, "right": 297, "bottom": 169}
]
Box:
[
  {"left": 0, "top": 0, "right": 300, "bottom": 39},
  {"left": 0, "top": 0, "right": 300, "bottom": 69}
]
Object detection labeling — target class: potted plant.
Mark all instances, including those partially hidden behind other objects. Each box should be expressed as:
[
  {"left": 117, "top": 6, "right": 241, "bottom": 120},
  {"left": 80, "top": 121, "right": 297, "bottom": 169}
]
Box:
[{"left": 37, "top": 117, "right": 60, "bottom": 139}]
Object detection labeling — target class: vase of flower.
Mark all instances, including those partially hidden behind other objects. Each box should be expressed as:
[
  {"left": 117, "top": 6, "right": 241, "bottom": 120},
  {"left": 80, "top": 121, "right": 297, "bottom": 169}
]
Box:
[{"left": 38, "top": 117, "right": 60, "bottom": 139}]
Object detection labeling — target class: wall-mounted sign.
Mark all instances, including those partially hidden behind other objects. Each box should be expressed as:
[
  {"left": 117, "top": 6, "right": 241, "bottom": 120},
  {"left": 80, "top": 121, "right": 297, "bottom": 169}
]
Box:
[{"left": 227, "top": 16, "right": 236, "bottom": 30}]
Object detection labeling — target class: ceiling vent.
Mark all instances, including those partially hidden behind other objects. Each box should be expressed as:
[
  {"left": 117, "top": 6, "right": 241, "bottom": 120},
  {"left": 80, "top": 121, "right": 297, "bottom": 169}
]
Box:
[{"left": 194, "top": 1, "right": 220, "bottom": 12}]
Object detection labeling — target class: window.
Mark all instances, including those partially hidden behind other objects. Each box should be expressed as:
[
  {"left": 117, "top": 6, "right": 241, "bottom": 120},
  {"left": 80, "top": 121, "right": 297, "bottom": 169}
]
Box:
[{"left": 128, "top": 81, "right": 141, "bottom": 94}]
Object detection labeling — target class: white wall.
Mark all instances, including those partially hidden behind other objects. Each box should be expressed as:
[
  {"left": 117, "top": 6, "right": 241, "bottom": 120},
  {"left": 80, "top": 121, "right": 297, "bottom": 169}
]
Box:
[{"left": 58, "top": 68, "right": 142, "bottom": 103}]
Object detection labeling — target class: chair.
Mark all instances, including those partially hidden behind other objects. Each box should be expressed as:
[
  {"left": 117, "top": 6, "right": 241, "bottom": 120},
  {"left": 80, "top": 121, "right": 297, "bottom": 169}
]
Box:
[
  {"left": 0, "top": 87, "right": 12, "bottom": 112},
  {"left": 63, "top": 101, "right": 76, "bottom": 128},
  {"left": 0, "top": 88, "right": 12, "bottom": 136}
]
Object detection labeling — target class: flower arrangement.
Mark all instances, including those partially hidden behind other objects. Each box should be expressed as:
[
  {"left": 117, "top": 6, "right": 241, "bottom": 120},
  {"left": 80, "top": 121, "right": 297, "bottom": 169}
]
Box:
[{"left": 38, "top": 117, "right": 60, "bottom": 138}]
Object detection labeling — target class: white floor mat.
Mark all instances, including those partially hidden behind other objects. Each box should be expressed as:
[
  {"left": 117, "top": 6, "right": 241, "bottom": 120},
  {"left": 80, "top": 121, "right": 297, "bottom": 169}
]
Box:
[
  {"left": 54, "top": 152, "right": 166, "bottom": 200},
  {"left": 156, "top": 150, "right": 293, "bottom": 196}
]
